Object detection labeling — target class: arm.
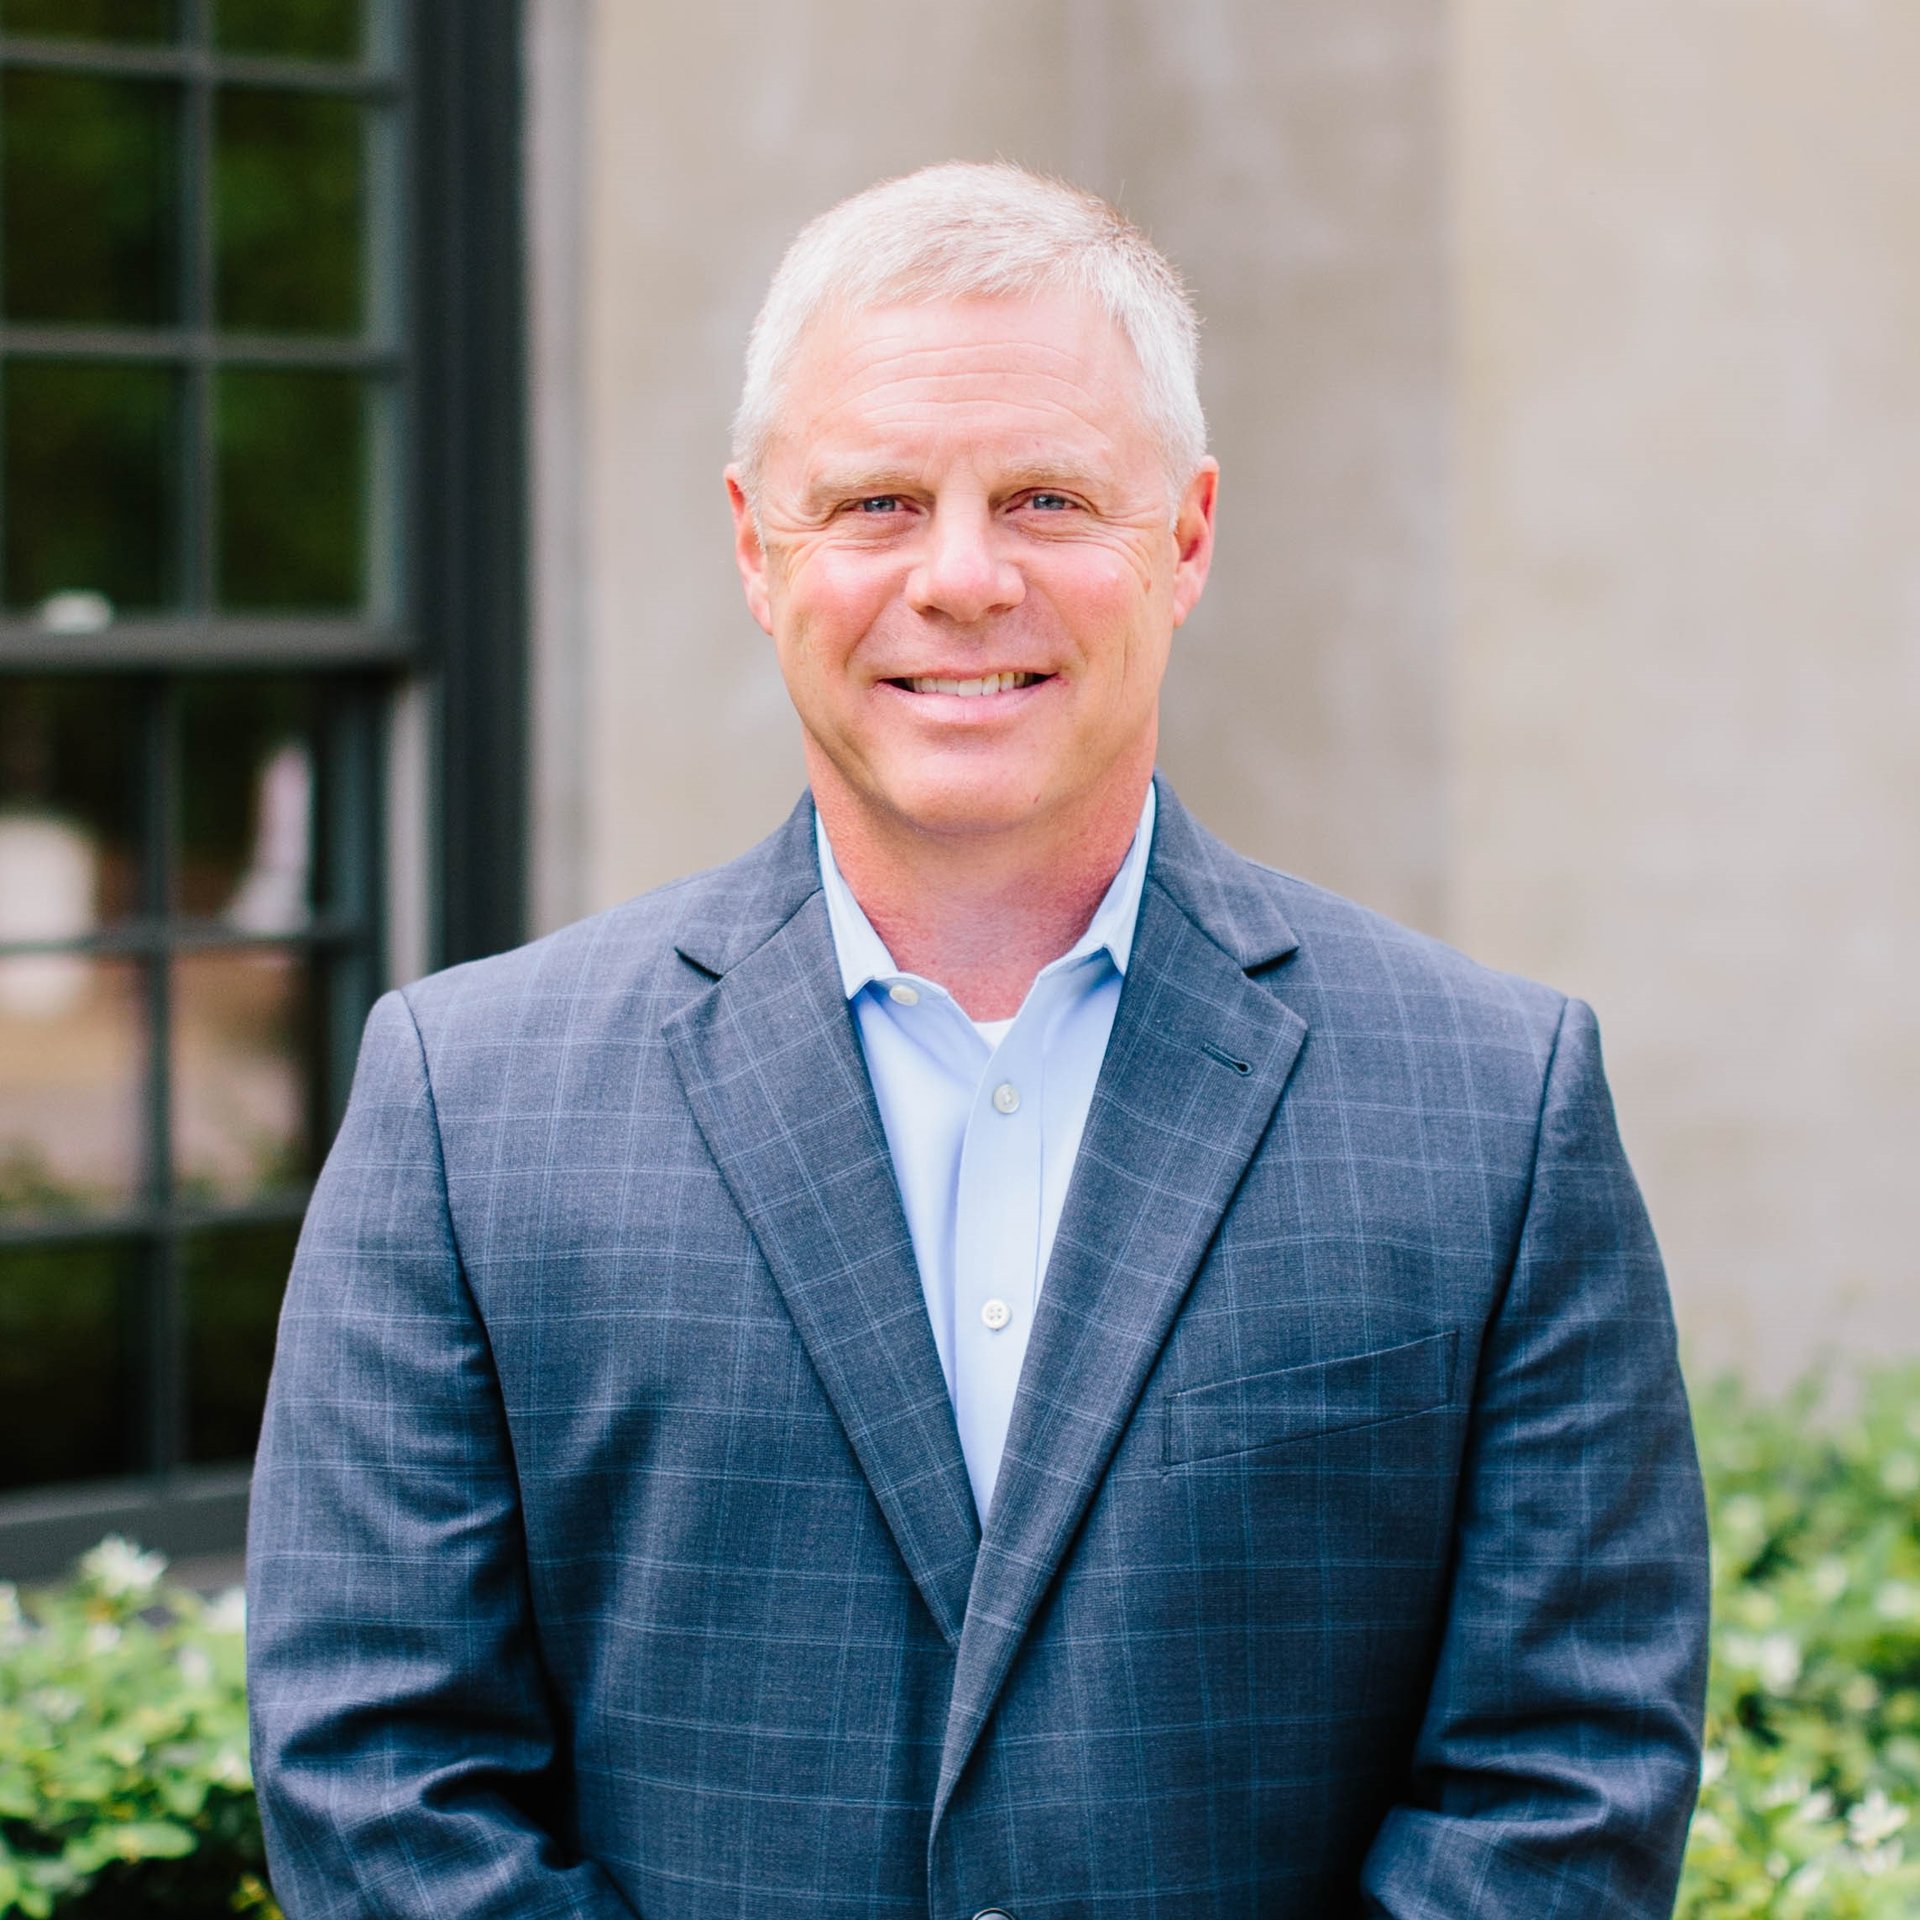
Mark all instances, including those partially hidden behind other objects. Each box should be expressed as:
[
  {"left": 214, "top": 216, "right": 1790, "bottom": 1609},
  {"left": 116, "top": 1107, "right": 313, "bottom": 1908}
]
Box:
[
  {"left": 1360, "top": 997, "right": 1710, "bottom": 1918},
  {"left": 246, "top": 991, "right": 636, "bottom": 1920}
]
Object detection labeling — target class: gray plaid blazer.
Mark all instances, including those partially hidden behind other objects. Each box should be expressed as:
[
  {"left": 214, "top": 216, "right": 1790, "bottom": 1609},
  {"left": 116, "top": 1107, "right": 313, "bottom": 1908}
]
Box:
[{"left": 248, "top": 780, "right": 1708, "bottom": 1920}]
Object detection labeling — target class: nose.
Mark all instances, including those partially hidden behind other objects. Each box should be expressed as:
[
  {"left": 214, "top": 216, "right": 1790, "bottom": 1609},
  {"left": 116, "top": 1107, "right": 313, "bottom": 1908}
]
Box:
[{"left": 905, "top": 504, "right": 1025, "bottom": 624}]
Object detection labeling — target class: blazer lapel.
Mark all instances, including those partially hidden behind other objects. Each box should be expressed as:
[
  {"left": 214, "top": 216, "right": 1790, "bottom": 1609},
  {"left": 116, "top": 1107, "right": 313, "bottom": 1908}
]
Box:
[
  {"left": 663, "top": 806, "right": 980, "bottom": 1645},
  {"left": 935, "top": 786, "right": 1309, "bottom": 1811}
]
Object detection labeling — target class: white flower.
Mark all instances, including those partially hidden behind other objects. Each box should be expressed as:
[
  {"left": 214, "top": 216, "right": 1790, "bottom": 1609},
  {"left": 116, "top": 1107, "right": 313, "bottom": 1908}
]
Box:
[
  {"left": 204, "top": 1586, "right": 247, "bottom": 1636},
  {"left": 1842, "top": 1674, "right": 1881, "bottom": 1714},
  {"left": 78, "top": 1535, "right": 168, "bottom": 1600},
  {"left": 177, "top": 1644, "right": 214, "bottom": 1688},
  {"left": 28, "top": 1685, "right": 82, "bottom": 1724},
  {"left": 1874, "top": 1581, "right": 1920, "bottom": 1621},
  {"left": 1756, "top": 1632, "right": 1802, "bottom": 1693},
  {"left": 1701, "top": 1746, "right": 1729, "bottom": 1786},
  {"left": 1880, "top": 1452, "right": 1920, "bottom": 1496},
  {"left": 1810, "top": 1557, "right": 1850, "bottom": 1603},
  {"left": 0, "top": 1582, "right": 25, "bottom": 1649},
  {"left": 1847, "top": 1789, "right": 1911, "bottom": 1850},
  {"left": 85, "top": 1621, "right": 122, "bottom": 1655}
]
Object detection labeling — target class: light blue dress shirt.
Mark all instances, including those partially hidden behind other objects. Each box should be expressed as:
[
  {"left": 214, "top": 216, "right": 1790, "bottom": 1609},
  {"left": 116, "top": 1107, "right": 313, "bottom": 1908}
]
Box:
[{"left": 815, "top": 785, "right": 1156, "bottom": 1519}]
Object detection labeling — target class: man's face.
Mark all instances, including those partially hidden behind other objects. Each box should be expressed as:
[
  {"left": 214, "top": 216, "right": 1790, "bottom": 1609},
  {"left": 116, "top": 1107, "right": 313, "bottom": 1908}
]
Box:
[{"left": 728, "top": 289, "right": 1217, "bottom": 847}]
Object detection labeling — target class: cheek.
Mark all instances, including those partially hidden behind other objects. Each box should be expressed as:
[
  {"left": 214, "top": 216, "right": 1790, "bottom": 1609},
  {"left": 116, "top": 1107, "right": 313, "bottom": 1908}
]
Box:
[{"left": 779, "top": 543, "right": 899, "bottom": 642}]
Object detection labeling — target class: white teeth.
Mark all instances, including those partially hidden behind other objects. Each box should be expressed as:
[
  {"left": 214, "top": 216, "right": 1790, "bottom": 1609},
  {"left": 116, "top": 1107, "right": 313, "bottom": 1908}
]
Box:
[{"left": 904, "top": 671, "right": 1039, "bottom": 696}]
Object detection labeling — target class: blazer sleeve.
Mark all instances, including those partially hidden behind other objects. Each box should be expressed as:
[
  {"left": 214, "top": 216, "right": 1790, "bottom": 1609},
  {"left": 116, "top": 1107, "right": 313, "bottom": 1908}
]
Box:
[
  {"left": 1359, "top": 996, "right": 1710, "bottom": 1919},
  {"left": 246, "top": 990, "right": 636, "bottom": 1920}
]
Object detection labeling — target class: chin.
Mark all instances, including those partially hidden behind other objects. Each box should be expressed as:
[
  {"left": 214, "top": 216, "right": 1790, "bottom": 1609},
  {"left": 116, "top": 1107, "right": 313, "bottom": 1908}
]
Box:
[{"left": 873, "top": 772, "right": 1051, "bottom": 843}]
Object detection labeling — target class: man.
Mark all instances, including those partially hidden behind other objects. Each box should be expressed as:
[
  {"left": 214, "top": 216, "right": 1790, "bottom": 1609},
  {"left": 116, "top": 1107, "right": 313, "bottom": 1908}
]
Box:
[{"left": 249, "top": 163, "right": 1709, "bottom": 1918}]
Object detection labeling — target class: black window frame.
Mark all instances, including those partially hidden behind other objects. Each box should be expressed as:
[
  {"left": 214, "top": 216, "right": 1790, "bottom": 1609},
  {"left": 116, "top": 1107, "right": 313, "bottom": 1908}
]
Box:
[{"left": 0, "top": 0, "right": 527, "bottom": 1581}]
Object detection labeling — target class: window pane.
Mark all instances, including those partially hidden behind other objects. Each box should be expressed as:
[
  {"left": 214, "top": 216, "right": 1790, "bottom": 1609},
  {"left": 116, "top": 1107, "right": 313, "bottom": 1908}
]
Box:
[
  {"left": 214, "top": 369, "right": 367, "bottom": 610},
  {"left": 0, "top": 0, "right": 176, "bottom": 43},
  {"left": 174, "top": 676, "right": 321, "bottom": 923},
  {"left": 181, "top": 1217, "right": 296, "bottom": 1463},
  {"left": 0, "top": 954, "right": 146, "bottom": 1220},
  {"left": 0, "top": 1239, "right": 144, "bottom": 1493},
  {"left": 212, "top": 0, "right": 361, "bottom": 63},
  {"left": 3, "top": 361, "right": 178, "bottom": 614},
  {"left": 173, "top": 946, "right": 315, "bottom": 1204},
  {"left": 0, "top": 676, "right": 145, "bottom": 924},
  {"left": 0, "top": 70, "right": 180, "bottom": 326},
  {"left": 215, "top": 88, "right": 363, "bottom": 336}
]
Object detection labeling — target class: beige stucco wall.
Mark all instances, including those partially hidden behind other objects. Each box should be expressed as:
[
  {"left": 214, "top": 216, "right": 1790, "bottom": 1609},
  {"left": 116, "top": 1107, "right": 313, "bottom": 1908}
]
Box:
[
  {"left": 1451, "top": 0, "right": 1920, "bottom": 1378},
  {"left": 529, "top": 0, "right": 1450, "bottom": 933},
  {"left": 529, "top": 1, "right": 1920, "bottom": 1378}
]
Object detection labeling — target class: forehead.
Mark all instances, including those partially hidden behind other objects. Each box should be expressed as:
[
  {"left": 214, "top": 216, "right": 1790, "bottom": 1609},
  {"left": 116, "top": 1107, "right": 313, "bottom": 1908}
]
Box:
[{"left": 773, "top": 290, "right": 1154, "bottom": 475}]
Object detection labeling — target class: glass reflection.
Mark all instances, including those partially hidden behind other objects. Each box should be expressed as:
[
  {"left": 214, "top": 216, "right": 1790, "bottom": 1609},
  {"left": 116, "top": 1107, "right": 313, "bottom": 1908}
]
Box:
[
  {"left": 0, "top": 2, "right": 176, "bottom": 46},
  {"left": 3, "top": 361, "right": 178, "bottom": 614},
  {"left": 172, "top": 947, "right": 315, "bottom": 1204},
  {"left": 0, "top": 1239, "right": 144, "bottom": 1492},
  {"left": 181, "top": 1218, "right": 297, "bottom": 1462},
  {"left": 0, "top": 69, "right": 180, "bottom": 326},
  {"left": 215, "top": 88, "right": 363, "bottom": 335},
  {"left": 0, "top": 956, "right": 145, "bottom": 1220},
  {"left": 215, "top": 369, "right": 367, "bottom": 609},
  {"left": 0, "top": 677, "right": 144, "bottom": 923},
  {"left": 213, "top": 0, "right": 361, "bottom": 63},
  {"left": 174, "top": 678, "right": 321, "bottom": 924}
]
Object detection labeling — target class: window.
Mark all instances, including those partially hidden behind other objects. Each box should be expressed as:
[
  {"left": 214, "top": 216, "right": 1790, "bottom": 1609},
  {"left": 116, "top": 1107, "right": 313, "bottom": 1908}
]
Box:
[{"left": 0, "top": 0, "right": 525, "bottom": 1576}]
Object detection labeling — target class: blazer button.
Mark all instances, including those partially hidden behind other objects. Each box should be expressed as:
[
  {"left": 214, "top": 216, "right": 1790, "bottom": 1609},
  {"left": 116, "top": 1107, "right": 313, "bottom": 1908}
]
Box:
[{"left": 971, "top": 1910, "right": 1017, "bottom": 1920}]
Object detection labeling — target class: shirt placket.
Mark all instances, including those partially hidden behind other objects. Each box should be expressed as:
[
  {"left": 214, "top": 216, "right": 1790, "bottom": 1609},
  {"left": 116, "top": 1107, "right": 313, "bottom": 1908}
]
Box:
[{"left": 950, "top": 980, "right": 1060, "bottom": 1521}]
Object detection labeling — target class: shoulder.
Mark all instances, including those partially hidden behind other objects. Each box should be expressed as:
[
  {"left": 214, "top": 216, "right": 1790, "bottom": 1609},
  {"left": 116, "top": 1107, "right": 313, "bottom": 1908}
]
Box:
[
  {"left": 391, "top": 799, "right": 819, "bottom": 1055},
  {"left": 1254, "top": 862, "right": 1569, "bottom": 1064},
  {"left": 1150, "top": 784, "right": 1570, "bottom": 1070}
]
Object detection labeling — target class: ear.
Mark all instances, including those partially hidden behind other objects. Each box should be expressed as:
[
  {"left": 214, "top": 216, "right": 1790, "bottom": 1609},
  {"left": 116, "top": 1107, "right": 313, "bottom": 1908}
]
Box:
[
  {"left": 725, "top": 467, "right": 775, "bottom": 636},
  {"left": 1169, "top": 458, "right": 1219, "bottom": 629}
]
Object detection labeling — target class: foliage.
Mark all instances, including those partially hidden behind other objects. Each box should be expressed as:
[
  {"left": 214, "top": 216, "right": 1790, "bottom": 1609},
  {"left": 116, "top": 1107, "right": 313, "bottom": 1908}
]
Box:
[
  {"left": 0, "top": 1541, "right": 275, "bottom": 1919},
  {"left": 1678, "top": 1367, "right": 1920, "bottom": 1916},
  {"left": 2, "top": 1370, "right": 1917, "bottom": 1915}
]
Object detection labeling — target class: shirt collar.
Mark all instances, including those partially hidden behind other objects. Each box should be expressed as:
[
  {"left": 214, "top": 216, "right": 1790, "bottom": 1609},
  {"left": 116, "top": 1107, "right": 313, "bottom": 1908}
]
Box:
[{"left": 815, "top": 782, "right": 1158, "bottom": 1004}]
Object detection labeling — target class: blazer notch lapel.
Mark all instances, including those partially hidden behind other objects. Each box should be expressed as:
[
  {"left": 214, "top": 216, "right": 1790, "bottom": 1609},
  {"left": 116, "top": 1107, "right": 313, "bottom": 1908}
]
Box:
[
  {"left": 935, "top": 873, "right": 1309, "bottom": 1811},
  {"left": 663, "top": 894, "right": 980, "bottom": 1645}
]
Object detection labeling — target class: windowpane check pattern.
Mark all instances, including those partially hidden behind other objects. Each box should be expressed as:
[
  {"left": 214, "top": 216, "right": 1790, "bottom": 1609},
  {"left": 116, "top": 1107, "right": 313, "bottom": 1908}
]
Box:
[{"left": 0, "top": 1, "right": 399, "bottom": 1528}]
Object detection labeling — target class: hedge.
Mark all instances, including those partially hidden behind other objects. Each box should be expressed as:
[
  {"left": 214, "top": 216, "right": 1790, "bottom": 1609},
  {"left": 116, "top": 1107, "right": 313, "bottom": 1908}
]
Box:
[{"left": 2, "top": 1368, "right": 1917, "bottom": 1916}]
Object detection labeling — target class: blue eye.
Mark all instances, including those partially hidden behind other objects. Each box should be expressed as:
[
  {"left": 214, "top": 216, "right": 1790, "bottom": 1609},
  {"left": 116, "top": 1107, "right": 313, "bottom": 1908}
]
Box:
[
  {"left": 1027, "top": 492, "right": 1074, "bottom": 511},
  {"left": 856, "top": 496, "right": 901, "bottom": 514}
]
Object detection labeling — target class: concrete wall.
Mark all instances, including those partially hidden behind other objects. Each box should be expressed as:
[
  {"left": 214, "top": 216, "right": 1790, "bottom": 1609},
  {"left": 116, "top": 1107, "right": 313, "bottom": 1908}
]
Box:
[
  {"left": 1452, "top": 0, "right": 1920, "bottom": 1377},
  {"left": 527, "top": 0, "right": 1450, "bottom": 932},
  {"left": 527, "top": 1, "right": 1920, "bottom": 1379}
]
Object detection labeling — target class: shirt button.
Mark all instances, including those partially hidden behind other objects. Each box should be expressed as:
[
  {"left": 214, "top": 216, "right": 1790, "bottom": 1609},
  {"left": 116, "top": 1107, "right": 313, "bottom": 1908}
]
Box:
[
  {"left": 981, "top": 1298, "right": 1012, "bottom": 1331},
  {"left": 887, "top": 982, "right": 919, "bottom": 1006},
  {"left": 972, "top": 1910, "right": 1017, "bottom": 1920},
  {"left": 991, "top": 1081, "right": 1020, "bottom": 1114}
]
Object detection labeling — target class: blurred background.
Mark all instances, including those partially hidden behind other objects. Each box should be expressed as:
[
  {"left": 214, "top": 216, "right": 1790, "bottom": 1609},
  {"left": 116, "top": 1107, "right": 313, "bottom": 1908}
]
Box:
[{"left": 0, "top": 0, "right": 1915, "bottom": 1581}]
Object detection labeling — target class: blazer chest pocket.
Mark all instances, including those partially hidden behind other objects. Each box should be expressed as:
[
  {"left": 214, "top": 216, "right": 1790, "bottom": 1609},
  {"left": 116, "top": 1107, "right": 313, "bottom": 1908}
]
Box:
[{"left": 1165, "top": 1330, "right": 1459, "bottom": 1468}]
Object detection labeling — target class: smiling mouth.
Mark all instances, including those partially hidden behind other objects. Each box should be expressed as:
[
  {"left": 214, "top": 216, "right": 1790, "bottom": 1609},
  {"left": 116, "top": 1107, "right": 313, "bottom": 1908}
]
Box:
[{"left": 886, "top": 671, "right": 1049, "bottom": 697}]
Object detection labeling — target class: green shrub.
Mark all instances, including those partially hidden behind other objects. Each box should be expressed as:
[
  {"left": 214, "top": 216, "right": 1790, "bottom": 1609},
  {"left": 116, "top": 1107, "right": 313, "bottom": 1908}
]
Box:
[
  {"left": 1679, "top": 1367, "right": 1920, "bottom": 1916},
  {"left": 0, "top": 1541, "right": 275, "bottom": 1919},
  {"left": 1, "top": 1368, "right": 1916, "bottom": 1916}
]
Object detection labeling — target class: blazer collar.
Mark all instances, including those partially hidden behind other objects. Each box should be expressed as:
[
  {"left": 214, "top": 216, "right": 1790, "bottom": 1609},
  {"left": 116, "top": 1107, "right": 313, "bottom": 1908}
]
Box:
[{"left": 672, "top": 775, "right": 1299, "bottom": 984}]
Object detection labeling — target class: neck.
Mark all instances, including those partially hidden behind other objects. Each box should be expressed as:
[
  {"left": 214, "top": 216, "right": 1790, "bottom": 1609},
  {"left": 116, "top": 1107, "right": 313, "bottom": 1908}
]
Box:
[{"left": 813, "top": 765, "right": 1151, "bottom": 1022}]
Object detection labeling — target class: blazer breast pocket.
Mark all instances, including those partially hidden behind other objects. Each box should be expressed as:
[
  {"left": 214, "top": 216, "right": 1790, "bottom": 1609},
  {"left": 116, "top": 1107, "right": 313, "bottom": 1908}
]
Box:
[{"left": 1164, "top": 1330, "right": 1460, "bottom": 1468}]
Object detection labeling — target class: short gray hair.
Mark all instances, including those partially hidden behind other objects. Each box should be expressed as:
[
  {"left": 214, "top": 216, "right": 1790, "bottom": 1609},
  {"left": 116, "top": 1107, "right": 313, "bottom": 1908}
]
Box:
[{"left": 732, "top": 161, "right": 1207, "bottom": 503}]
